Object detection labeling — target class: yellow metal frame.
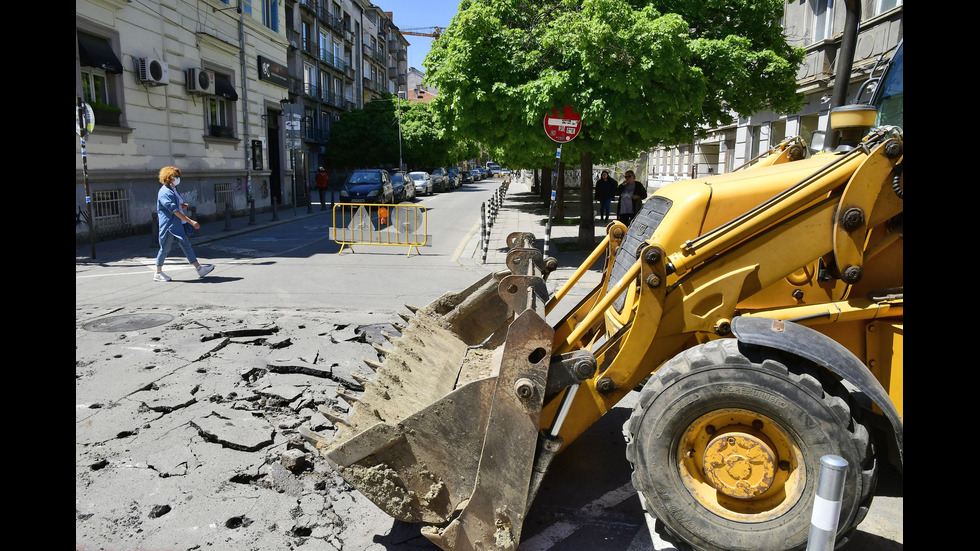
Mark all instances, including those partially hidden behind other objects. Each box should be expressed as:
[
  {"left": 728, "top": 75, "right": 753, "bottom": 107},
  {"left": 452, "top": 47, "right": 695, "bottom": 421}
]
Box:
[{"left": 332, "top": 203, "right": 428, "bottom": 257}]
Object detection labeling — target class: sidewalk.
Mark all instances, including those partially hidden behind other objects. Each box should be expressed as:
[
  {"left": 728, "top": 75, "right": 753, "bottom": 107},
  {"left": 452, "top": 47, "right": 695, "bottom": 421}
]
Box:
[
  {"left": 75, "top": 200, "right": 337, "bottom": 265},
  {"left": 77, "top": 176, "right": 607, "bottom": 279}
]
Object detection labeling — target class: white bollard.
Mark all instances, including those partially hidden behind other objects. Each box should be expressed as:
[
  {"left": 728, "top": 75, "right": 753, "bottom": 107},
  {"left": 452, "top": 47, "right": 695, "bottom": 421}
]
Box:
[{"left": 807, "top": 455, "right": 849, "bottom": 551}]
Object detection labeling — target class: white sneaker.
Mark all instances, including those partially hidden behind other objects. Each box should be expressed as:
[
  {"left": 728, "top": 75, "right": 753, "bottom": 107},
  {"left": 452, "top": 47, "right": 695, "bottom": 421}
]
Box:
[
  {"left": 196, "top": 264, "right": 215, "bottom": 278},
  {"left": 153, "top": 272, "right": 171, "bottom": 282}
]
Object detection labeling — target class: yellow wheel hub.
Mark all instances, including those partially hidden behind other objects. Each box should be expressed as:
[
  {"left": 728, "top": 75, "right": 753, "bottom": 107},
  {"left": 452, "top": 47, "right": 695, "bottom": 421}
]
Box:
[
  {"left": 702, "top": 432, "right": 776, "bottom": 499},
  {"left": 678, "top": 408, "right": 806, "bottom": 521}
]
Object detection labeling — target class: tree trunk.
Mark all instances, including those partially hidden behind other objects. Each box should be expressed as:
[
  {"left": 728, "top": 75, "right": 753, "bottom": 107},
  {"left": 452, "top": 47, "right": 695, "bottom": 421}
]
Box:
[{"left": 578, "top": 152, "right": 595, "bottom": 247}]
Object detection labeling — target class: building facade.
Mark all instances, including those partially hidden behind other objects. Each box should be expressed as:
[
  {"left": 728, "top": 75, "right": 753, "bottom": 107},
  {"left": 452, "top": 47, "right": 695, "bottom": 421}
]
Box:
[
  {"left": 643, "top": 0, "right": 903, "bottom": 191},
  {"left": 75, "top": 0, "right": 408, "bottom": 243}
]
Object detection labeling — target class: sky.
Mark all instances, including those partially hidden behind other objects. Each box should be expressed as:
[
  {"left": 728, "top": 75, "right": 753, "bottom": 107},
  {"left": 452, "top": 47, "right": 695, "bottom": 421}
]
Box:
[{"left": 373, "top": 0, "right": 463, "bottom": 72}]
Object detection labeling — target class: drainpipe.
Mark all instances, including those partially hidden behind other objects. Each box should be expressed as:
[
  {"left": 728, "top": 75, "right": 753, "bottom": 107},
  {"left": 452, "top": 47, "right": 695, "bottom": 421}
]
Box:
[{"left": 238, "top": 4, "right": 254, "bottom": 218}]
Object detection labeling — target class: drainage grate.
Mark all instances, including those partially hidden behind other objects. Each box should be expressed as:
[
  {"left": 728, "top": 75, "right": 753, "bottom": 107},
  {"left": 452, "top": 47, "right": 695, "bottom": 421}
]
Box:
[{"left": 82, "top": 313, "right": 175, "bottom": 332}]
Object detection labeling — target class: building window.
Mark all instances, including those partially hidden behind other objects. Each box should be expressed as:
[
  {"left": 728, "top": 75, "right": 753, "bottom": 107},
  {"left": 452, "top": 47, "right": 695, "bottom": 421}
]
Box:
[
  {"left": 877, "top": 0, "right": 902, "bottom": 14},
  {"left": 261, "top": 0, "right": 278, "bottom": 32},
  {"left": 77, "top": 30, "right": 125, "bottom": 126},
  {"left": 304, "top": 63, "right": 316, "bottom": 96},
  {"left": 207, "top": 97, "right": 232, "bottom": 137},
  {"left": 241, "top": 0, "right": 252, "bottom": 16},
  {"left": 813, "top": 0, "right": 834, "bottom": 42}
]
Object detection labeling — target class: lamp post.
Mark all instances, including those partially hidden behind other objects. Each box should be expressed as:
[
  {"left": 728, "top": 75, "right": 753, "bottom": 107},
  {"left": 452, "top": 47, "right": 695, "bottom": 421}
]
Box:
[{"left": 397, "top": 91, "right": 406, "bottom": 172}]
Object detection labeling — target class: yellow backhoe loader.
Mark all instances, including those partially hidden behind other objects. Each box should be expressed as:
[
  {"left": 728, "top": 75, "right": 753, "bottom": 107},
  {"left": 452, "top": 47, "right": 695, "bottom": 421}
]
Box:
[{"left": 302, "top": 39, "right": 903, "bottom": 551}]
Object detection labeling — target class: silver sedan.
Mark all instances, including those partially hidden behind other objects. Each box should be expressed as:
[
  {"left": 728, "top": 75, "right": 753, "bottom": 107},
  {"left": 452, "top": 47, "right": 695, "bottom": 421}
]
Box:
[{"left": 409, "top": 171, "right": 433, "bottom": 196}]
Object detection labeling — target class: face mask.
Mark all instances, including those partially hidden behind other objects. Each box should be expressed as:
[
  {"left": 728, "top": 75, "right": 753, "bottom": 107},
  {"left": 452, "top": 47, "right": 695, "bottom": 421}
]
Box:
[{"left": 173, "top": 177, "right": 181, "bottom": 186}]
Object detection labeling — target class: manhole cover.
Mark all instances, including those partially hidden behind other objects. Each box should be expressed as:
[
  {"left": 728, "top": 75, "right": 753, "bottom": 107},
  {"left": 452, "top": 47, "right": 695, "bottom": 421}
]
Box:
[{"left": 82, "top": 313, "right": 175, "bottom": 332}]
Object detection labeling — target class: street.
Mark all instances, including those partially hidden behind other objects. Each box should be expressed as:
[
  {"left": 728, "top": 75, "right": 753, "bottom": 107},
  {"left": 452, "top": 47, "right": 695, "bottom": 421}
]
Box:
[{"left": 76, "top": 178, "right": 902, "bottom": 551}]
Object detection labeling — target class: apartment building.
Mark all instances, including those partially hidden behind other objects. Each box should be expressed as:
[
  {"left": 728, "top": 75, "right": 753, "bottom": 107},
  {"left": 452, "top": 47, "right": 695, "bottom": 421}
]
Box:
[
  {"left": 645, "top": 0, "right": 903, "bottom": 190},
  {"left": 75, "top": 0, "right": 408, "bottom": 244},
  {"left": 284, "top": 1, "right": 408, "bottom": 183}
]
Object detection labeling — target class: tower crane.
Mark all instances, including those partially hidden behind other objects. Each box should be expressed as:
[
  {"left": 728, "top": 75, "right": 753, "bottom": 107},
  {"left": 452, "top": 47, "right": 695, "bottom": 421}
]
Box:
[{"left": 400, "top": 26, "right": 445, "bottom": 39}]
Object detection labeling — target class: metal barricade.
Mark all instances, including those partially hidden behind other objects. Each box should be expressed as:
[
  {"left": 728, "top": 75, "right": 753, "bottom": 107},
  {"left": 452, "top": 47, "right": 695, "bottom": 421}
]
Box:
[{"left": 331, "top": 203, "right": 428, "bottom": 257}]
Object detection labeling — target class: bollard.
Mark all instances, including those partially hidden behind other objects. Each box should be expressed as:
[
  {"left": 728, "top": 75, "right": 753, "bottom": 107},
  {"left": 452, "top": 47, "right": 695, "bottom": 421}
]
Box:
[
  {"left": 307, "top": 188, "right": 314, "bottom": 214},
  {"left": 223, "top": 202, "right": 233, "bottom": 231},
  {"left": 807, "top": 455, "right": 849, "bottom": 551},
  {"left": 271, "top": 195, "right": 280, "bottom": 221},
  {"left": 248, "top": 198, "right": 256, "bottom": 225},
  {"left": 150, "top": 211, "right": 159, "bottom": 247},
  {"left": 480, "top": 202, "right": 486, "bottom": 263}
]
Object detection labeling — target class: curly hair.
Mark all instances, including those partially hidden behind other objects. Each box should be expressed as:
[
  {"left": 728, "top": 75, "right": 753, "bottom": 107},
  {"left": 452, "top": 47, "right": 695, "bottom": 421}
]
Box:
[{"left": 158, "top": 166, "right": 181, "bottom": 185}]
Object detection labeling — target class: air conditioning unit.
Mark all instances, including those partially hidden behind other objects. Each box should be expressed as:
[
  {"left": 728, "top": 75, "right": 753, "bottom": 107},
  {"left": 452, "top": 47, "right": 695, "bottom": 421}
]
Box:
[
  {"left": 137, "top": 57, "right": 169, "bottom": 86},
  {"left": 186, "top": 68, "right": 215, "bottom": 95}
]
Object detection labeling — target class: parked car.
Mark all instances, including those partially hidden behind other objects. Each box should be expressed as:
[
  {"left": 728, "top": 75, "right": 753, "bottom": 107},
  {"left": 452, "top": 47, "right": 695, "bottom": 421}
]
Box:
[
  {"left": 458, "top": 168, "right": 473, "bottom": 186},
  {"left": 391, "top": 172, "right": 415, "bottom": 202},
  {"left": 408, "top": 171, "right": 433, "bottom": 196},
  {"left": 486, "top": 162, "right": 502, "bottom": 177},
  {"left": 340, "top": 169, "right": 394, "bottom": 204},
  {"left": 428, "top": 167, "right": 450, "bottom": 192},
  {"left": 471, "top": 168, "right": 482, "bottom": 182},
  {"left": 447, "top": 167, "right": 462, "bottom": 189}
]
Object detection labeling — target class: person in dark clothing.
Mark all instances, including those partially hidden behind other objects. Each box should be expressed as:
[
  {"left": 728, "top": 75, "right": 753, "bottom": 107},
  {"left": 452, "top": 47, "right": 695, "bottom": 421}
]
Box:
[
  {"left": 315, "top": 167, "right": 330, "bottom": 210},
  {"left": 595, "top": 170, "right": 617, "bottom": 222},
  {"left": 616, "top": 170, "right": 647, "bottom": 227}
]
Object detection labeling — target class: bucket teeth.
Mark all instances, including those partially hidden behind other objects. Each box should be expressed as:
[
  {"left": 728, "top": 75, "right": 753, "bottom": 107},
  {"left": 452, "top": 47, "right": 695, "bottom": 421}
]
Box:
[
  {"left": 398, "top": 312, "right": 413, "bottom": 323},
  {"left": 391, "top": 321, "right": 406, "bottom": 332},
  {"left": 382, "top": 331, "right": 397, "bottom": 343},
  {"left": 372, "top": 343, "right": 393, "bottom": 357},
  {"left": 363, "top": 358, "right": 382, "bottom": 371},
  {"left": 337, "top": 389, "right": 360, "bottom": 404},
  {"left": 405, "top": 304, "right": 419, "bottom": 313},
  {"left": 317, "top": 405, "right": 351, "bottom": 427},
  {"left": 298, "top": 426, "right": 333, "bottom": 446},
  {"left": 351, "top": 372, "right": 371, "bottom": 385}
]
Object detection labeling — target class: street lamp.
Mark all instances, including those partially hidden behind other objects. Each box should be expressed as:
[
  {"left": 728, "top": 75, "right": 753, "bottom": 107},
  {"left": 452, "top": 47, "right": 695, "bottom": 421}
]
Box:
[{"left": 397, "top": 91, "right": 406, "bottom": 172}]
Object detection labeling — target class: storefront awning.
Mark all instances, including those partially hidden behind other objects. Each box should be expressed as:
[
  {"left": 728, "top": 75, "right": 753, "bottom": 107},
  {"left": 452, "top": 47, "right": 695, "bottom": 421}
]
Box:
[
  {"left": 77, "top": 33, "right": 123, "bottom": 74},
  {"left": 214, "top": 74, "right": 239, "bottom": 101}
]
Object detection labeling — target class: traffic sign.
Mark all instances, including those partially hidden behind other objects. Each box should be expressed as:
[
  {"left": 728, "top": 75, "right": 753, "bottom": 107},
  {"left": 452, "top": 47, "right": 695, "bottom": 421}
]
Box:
[
  {"left": 77, "top": 101, "right": 95, "bottom": 138},
  {"left": 544, "top": 106, "right": 581, "bottom": 143}
]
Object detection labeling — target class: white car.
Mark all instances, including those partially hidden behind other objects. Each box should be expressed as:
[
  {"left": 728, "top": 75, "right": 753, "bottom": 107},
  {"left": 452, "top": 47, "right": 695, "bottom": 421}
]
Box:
[{"left": 409, "top": 171, "right": 433, "bottom": 196}]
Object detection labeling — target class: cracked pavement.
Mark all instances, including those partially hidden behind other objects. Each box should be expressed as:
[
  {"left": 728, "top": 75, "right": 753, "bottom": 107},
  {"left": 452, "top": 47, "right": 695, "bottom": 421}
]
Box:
[{"left": 76, "top": 304, "right": 440, "bottom": 551}]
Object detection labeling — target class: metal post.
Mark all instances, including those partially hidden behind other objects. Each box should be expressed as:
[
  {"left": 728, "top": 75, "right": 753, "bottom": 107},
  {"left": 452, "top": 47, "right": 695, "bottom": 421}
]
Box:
[
  {"left": 224, "top": 202, "right": 233, "bottom": 231},
  {"left": 77, "top": 97, "right": 96, "bottom": 259},
  {"left": 151, "top": 211, "right": 159, "bottom": 247},
  {"left": 543, "top": 145, "right": 561, "bottom": 258},
  {"left": 807, "top": 455, "right": 849, "bottom": 551},
  {"left": 480, "top": 202, "right": 487, "bottom": 264}
]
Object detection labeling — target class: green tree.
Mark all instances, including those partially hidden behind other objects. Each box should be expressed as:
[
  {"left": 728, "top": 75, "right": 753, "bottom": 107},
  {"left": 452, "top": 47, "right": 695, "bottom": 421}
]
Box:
[
  {"left": 324, "top": 97, "right": 398, "bottom": 169},
  {"left": 325, "top": 95, "right": 475, "bottom": 171},
  {"left": 425, "top": 0, "right": 804, "bottom": 246}
]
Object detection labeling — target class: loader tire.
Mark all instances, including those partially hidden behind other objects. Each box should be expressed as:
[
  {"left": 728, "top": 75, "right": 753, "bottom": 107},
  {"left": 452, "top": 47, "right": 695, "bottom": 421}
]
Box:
[{"left": 624, "top": 339, "right": 876, "bottom": 551}]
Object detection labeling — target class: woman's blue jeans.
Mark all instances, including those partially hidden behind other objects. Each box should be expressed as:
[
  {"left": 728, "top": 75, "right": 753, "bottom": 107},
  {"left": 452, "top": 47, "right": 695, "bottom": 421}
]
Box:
[
  {"left": 600, "top": 199, "right": 612, "bottom": 219},
  {"left": 156, "top": 230, "right": 197, "bottom": 267}
]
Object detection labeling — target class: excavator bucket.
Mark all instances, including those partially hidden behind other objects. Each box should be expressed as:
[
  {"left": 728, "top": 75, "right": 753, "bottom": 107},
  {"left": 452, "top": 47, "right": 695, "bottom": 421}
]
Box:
[{"left": 303, "top": 233, "right": 577, "bottom": 550}]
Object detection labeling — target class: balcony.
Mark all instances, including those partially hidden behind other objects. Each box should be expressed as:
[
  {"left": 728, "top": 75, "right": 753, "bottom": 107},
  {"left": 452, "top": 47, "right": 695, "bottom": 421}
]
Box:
[
  {"left": 287, "top": 28, "right": 300, "bottom": 50},
  {"left": 299, "top": 0, "right": 317, "bottom": 14}
]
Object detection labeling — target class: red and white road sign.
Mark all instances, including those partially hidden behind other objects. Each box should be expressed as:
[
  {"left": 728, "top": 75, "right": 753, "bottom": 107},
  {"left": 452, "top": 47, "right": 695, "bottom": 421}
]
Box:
[{"left": 544, "top": 106, "right": 581, "bottom": 143}]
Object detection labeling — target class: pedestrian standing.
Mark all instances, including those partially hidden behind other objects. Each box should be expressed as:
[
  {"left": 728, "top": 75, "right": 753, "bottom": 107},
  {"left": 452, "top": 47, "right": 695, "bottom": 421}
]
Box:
[
  {"left": 595, "top": 170, "right": 617, "bottom": 222},
  {"left": 154, "top": 166, "right": 214, "bottom": 282},
  {"left": 616, "top": 170, "right": 647, "bottom": 227},
  {"left": 315, "top": 167, "right": 330, "bottom": 210}
]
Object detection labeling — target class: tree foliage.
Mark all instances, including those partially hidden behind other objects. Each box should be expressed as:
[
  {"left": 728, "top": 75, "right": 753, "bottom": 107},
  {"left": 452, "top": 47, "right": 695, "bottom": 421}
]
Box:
[
  {"left": 325, "top": 95, "right": 477, "bottom": 170},
  {"left": 424, "top": 0, "right": 804, "bottom": 169}
]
